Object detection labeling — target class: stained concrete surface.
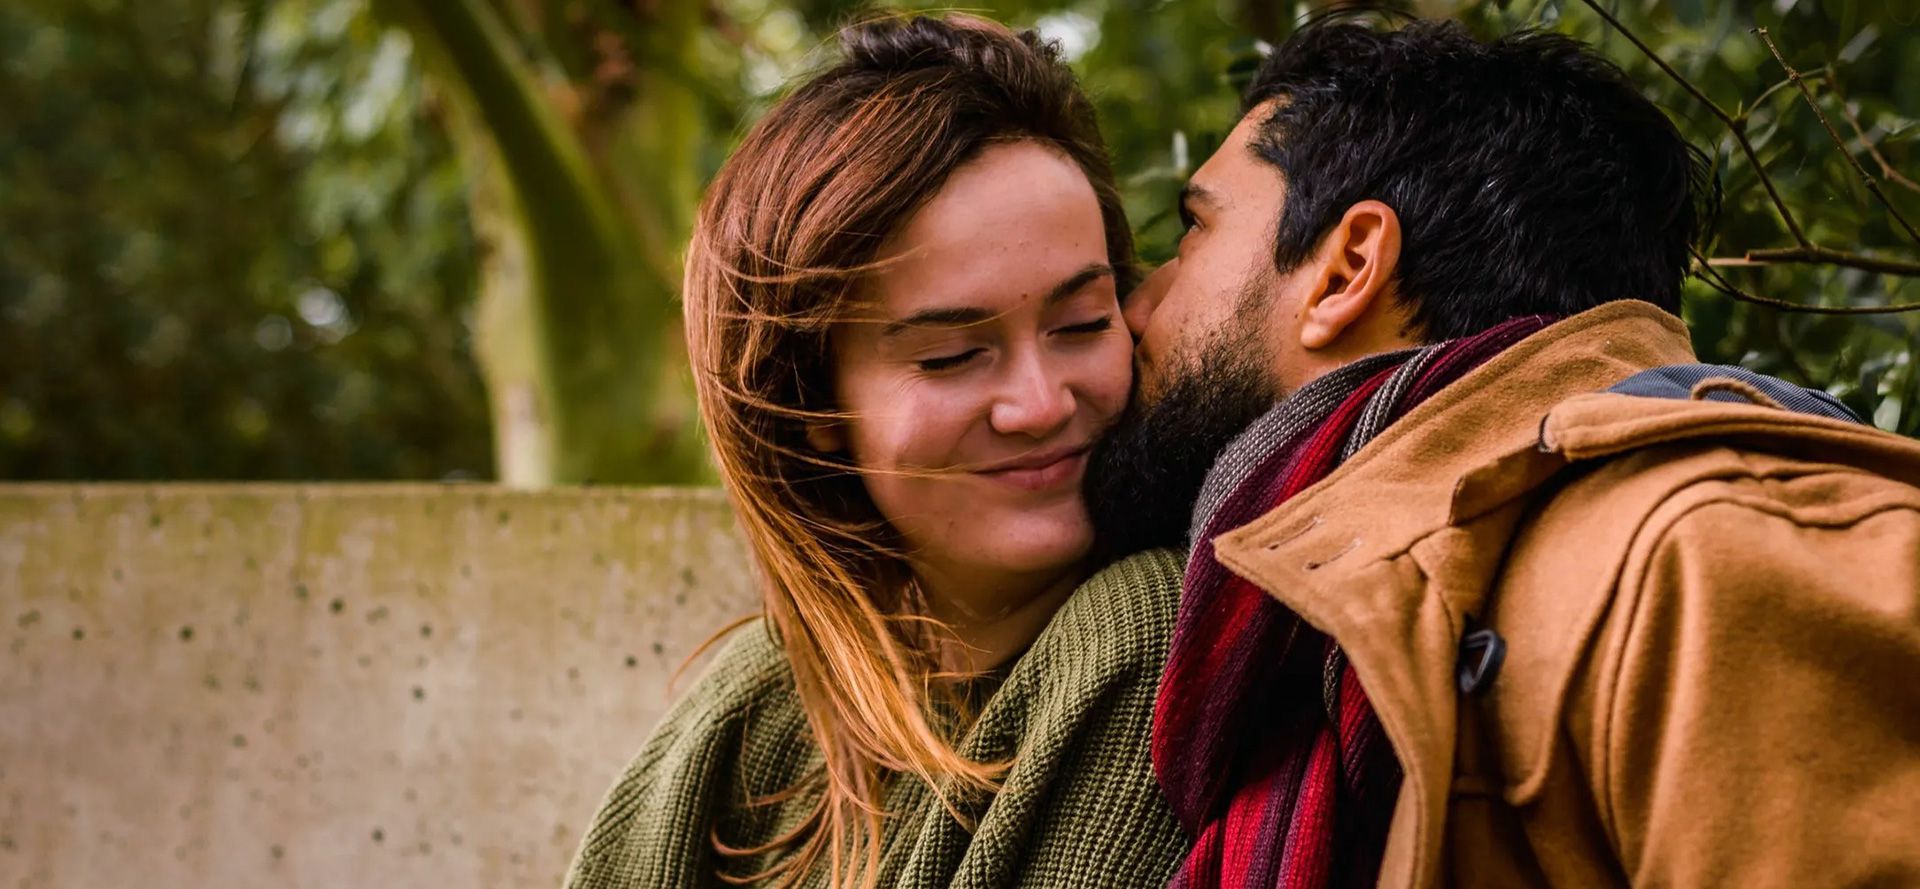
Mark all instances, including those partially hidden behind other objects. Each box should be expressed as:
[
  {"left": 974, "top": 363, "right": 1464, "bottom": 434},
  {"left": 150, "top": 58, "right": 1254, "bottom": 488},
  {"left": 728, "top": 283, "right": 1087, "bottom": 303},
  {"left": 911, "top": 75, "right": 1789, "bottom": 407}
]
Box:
[{"left": 0, "top": 484, "right": 756, "bottom": 888}]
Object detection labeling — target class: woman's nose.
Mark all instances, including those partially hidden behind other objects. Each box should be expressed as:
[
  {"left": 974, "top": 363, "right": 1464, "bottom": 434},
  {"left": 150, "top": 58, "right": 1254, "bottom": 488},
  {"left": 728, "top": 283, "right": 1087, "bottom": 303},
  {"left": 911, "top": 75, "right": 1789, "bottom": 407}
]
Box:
[
  {"left": 1122, "top": 261, "right": 1174, "bottom": 341},
  {"left": 989, "top": 351, "right": 1075, "bottom": 439}
]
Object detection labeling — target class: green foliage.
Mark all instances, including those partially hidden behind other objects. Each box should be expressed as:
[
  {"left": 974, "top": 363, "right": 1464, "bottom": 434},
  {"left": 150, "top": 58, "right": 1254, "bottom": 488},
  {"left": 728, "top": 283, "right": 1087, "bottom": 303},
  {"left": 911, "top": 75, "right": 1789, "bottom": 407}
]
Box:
[
  {"left": 0, "top": 0, "right": 490, "bottom": 479},
  {"left": 1451, "top": 0, "right": 1920, "bottom": 432},
  {"left": 4, "top": 0, "right": 1915, "bottom": 484}
]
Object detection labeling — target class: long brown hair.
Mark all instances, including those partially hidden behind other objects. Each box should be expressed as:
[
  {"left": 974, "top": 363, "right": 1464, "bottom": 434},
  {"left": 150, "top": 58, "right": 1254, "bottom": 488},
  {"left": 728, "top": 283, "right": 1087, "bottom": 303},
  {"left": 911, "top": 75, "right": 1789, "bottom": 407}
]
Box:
[{"left": 681, "top": 12, "right": 1133, "bottom": 887}]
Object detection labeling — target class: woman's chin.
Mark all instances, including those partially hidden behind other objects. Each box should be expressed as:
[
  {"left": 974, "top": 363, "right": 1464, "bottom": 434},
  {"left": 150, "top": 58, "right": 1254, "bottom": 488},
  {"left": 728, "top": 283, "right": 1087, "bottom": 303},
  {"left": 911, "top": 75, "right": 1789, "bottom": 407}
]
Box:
[{"left": 964, "top": 514, "right": 1096, "bottom": 577}]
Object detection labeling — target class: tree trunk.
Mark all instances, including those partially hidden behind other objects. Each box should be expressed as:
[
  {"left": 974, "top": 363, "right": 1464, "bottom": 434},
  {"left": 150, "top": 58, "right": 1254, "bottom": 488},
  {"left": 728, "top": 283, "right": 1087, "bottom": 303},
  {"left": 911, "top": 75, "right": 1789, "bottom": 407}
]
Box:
[{"left": 374, "top": 0, "right": 709, "bottom": 486}]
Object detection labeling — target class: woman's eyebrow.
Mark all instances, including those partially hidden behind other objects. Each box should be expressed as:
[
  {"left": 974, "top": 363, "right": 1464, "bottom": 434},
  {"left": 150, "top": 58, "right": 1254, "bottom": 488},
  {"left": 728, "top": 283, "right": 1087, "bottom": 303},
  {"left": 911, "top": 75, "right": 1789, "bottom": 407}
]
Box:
[
  {"left": 880, "top": 306, "right": 995, "bottom": 336},
  {"left": 878, "top": 263, "right": 1115, "bottom": 337},
  {"left": 1043, "top": 262, "right": 1115, "bottom": 306}
]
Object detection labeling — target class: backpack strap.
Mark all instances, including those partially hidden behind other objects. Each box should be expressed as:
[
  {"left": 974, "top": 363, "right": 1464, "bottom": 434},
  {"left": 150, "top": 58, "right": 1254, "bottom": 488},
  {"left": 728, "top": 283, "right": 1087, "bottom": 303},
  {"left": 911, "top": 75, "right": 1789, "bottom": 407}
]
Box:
[{"left": 1606, "top": 363, "right": 1864, "bottom": 423}]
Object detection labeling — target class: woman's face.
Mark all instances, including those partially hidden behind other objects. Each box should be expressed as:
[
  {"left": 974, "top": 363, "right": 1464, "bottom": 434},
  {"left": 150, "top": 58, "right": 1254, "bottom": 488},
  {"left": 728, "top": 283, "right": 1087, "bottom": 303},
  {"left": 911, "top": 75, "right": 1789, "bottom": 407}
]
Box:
[{"left": 823, "top": 141, "right": 1132, "bottom": 590}]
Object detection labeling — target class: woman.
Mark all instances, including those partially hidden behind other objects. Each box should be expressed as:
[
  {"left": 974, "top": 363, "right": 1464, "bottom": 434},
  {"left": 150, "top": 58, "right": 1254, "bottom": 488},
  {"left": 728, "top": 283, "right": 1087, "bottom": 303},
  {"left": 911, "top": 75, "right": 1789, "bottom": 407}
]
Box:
[{"left": 566, "top": 13, "right": 1185, "bottom": 888}]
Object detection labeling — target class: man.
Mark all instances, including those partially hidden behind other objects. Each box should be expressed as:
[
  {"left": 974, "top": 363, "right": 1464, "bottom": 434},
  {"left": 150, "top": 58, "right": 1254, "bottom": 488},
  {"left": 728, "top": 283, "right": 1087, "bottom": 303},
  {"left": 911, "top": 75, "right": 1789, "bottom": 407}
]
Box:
[{"left": 1086, "top": 18, "right": 1920, "bottom": 889}]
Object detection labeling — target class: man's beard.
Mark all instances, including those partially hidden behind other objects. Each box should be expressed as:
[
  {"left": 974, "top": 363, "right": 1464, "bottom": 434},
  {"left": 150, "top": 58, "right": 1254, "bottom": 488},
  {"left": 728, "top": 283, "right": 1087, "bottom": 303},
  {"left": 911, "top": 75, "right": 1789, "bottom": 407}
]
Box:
[{"left": 1084, "top": 300, "right": 1280, "bottom": 558}]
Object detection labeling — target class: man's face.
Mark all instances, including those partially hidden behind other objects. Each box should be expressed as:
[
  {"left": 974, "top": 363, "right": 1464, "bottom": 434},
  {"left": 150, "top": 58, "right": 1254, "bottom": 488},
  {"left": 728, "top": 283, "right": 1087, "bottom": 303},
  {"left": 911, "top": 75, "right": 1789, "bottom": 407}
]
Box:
[
  {"left": 1127, "top": 104, "right": 1305, "bottom": 403},
  {"left": 1083, "top": 107, "right": 1299, "bottom": 555}
]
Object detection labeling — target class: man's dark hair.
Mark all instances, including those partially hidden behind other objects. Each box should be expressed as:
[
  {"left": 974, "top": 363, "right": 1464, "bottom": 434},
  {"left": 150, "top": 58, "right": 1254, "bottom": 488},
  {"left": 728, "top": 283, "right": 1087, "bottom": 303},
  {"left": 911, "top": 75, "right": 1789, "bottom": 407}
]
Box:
[{"left": 1245, "top": 19, "right": 1716, "bottom": 340}]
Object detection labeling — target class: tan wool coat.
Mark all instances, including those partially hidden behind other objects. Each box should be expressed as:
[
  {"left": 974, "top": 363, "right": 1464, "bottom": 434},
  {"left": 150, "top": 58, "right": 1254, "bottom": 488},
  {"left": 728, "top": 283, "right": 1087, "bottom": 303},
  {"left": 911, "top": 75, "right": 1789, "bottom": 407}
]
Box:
[{"left": 1209, "top": 300, "right": 1920, "bottom": 888}]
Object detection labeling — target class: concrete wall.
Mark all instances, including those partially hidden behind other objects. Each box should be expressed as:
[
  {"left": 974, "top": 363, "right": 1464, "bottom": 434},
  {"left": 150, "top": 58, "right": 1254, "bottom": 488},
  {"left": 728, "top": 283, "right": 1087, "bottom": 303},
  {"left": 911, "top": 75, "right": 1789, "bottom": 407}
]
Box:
[{"left": 0, "top": 485, "right": 757, "bottom": 889}]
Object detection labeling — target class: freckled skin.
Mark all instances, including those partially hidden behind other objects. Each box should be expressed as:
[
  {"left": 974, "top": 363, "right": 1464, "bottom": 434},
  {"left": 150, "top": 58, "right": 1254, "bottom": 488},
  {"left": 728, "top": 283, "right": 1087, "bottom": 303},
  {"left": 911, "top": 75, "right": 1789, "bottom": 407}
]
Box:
[{"left": 828, "top": 141, "right": 1133, "bottom": 638}]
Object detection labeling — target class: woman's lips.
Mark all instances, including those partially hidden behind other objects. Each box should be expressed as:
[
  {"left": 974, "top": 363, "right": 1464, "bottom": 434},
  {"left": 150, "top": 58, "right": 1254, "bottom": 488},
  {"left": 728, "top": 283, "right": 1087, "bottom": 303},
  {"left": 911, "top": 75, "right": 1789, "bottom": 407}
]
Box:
[{"left": 976, "top": 447, "right": 1089, "bottom": 492}]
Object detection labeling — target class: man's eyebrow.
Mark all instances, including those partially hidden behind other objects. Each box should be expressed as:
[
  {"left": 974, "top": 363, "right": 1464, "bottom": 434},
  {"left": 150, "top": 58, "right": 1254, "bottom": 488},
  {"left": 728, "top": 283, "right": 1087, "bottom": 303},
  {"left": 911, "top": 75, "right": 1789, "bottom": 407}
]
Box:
[
  {"left": 879, "top": 262, "right": 1115, "bottom": 337},
  {"left": 1180, "top": 183, "right": 1221, "bottom": 211}
]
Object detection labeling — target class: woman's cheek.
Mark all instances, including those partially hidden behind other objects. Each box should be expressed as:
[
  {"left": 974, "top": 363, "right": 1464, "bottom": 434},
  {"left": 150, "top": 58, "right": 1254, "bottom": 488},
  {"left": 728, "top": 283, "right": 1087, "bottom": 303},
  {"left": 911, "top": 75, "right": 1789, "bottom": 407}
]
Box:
[
  {"left": 1081, "top": 334, "right": 1136, "bottom": 425},
  {"left": 864, "top": 383, "right": 983, "bottom": 472}
]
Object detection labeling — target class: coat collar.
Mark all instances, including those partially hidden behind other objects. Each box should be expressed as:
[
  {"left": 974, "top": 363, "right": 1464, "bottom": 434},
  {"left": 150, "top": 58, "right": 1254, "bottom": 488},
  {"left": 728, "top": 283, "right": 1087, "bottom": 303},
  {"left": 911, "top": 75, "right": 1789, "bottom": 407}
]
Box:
[
  {"left": 1211, "top": 300, "right": 1698, "bottom": 626},
  {"left": 1207, "top": 299, "right": 1698, "bottom": 887}
]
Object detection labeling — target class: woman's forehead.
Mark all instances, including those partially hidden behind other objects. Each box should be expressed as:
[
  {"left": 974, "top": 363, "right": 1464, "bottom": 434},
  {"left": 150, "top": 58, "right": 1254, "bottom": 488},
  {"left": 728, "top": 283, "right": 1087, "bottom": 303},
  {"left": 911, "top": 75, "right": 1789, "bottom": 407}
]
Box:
[{"left": 859, "top": 143, "right": 1110, "bottom": 320}]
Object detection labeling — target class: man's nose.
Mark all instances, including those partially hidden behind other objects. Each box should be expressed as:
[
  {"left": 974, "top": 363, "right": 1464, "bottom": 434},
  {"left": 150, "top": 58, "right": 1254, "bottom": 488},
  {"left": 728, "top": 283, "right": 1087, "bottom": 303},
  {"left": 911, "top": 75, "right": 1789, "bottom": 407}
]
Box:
[{"left": 1123, "top": 260, "right": 1174, "bottom": 341}]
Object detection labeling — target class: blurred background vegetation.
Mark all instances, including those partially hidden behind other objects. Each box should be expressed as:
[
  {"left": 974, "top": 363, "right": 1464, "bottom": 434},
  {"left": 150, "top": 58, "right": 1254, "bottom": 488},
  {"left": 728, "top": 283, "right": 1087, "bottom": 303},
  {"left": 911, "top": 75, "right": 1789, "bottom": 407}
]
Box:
[{"left": 4, "top": 0, "right": 1916, "bottom": 485}]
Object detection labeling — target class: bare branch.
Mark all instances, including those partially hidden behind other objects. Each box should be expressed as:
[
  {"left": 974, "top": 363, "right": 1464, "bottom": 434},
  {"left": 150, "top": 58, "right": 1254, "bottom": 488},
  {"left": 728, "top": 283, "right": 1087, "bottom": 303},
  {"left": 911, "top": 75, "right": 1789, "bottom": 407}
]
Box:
[
  {"left": 1706, "top": 246, "right": 1920, "bottom": 277},
  {"left": 1570, "top": 0, "right": 1920, "bottom": 316},
  {"left": 1573, "top": 0, "right": 1810, "bottom": 247},
  {"left": 1691, "top": 248, "right": 1920, "bottom": 315},
  {"left": 1826, "top": 68, "right": 1920, "bottom": 195},
  {"left": 1746, "top": 66, "right": 1827, "bottom": 119},
  {"left": 1756, "top": 27, "right": 1920, "bottom": 247}
]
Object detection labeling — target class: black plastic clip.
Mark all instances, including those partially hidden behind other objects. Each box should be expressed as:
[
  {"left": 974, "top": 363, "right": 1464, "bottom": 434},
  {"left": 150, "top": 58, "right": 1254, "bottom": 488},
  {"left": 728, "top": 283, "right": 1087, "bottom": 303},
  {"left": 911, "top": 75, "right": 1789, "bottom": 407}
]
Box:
[{"left": 1457, "top": 622, "right": 1507, "bottom": 696}]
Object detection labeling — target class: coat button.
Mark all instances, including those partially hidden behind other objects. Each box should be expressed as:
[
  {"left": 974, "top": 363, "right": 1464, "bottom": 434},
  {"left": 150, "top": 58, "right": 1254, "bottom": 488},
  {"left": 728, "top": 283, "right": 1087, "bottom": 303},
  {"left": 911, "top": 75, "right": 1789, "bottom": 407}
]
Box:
[{"left": 1457, "top": 625, "right": 1507, "bottom": 695}]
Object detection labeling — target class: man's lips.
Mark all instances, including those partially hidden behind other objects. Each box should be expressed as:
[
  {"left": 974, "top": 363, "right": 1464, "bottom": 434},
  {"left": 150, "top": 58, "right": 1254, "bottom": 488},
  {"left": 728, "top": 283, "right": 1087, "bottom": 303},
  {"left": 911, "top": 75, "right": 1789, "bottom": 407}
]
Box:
[{"left": 974, "top": 445, "right": 1090, "bottom": 492}]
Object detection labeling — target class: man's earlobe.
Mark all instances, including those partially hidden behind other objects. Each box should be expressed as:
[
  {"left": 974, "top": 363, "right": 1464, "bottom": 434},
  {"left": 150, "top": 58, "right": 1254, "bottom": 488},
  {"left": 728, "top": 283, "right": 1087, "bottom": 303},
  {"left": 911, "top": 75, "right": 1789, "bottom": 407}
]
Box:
[{"left": 1298, "top": 200, "right": 1402, "bottom": 352}]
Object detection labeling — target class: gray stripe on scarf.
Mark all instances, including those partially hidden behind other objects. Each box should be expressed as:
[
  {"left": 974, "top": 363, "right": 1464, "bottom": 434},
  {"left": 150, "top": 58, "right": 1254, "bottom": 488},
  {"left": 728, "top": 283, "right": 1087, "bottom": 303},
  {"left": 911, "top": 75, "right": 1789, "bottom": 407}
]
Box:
[
  {"left": 1188, "top": 347, "right": 1429, "bottom": 545},
  {"left": 1340, "top": 347, "right": 1442, "bottom": 462}
]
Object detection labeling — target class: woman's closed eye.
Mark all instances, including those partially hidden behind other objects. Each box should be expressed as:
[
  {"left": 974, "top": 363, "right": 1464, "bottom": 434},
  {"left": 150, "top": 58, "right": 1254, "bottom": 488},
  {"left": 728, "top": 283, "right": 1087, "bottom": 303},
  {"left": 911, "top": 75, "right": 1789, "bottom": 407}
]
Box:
[
  {"left": 916, "top": 348, "right": 986, "bottom": 373},
  {"left": 913, "top": 315, "right": 1110, "bottom": 372},
  {"left": 1053, "top": 315, "right": 1112, "bottom": 337}
]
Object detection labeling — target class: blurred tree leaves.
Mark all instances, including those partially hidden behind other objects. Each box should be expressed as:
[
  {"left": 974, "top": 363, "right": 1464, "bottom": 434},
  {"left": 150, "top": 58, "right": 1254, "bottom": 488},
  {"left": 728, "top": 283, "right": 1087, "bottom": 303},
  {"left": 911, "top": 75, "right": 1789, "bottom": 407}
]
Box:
[
  {"left": 3, "top": 0, "right": 1915, "bottom": 484},
  {"left": 0, "top": 0, "right": 490, "bottom": 479},
  {"left": 1446, "top": 0, "right": 1920, "bottom": 432}
]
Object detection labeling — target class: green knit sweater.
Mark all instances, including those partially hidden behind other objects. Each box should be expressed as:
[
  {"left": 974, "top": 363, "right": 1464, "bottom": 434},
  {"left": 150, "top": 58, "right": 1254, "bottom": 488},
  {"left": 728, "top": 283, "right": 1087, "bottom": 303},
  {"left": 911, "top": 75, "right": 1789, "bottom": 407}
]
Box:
[{"left": 564, "top": 548, "right": 1188, "bottom": 889}]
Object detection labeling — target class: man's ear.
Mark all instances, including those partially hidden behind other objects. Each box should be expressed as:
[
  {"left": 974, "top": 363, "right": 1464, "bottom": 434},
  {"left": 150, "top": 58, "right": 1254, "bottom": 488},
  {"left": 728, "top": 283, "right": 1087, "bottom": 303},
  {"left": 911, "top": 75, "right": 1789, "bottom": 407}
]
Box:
[
  {"left": 1297, "top": 200, "right": 1402, "bottom": 352},
  {"left": 805, "top": 419, "right": 846, "bottom": 454}
]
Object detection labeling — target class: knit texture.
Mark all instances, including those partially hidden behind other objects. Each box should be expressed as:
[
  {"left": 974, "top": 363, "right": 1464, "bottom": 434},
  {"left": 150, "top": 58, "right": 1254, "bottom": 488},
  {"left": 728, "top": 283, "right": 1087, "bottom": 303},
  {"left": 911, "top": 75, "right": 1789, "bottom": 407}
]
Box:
[
  {"left": 1157, "top": 316, "right": 1554, "bottom": 889},
  {"left": 564, "top": 548, "right": 1188, "bottom": 889}
]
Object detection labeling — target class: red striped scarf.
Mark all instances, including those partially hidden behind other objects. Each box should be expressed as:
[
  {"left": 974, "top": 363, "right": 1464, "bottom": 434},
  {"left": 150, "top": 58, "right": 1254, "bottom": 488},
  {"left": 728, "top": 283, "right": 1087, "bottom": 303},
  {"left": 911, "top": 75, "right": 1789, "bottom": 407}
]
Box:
[{"left": 1154, "top": 316, "right": 1553, "bottom": 889}]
